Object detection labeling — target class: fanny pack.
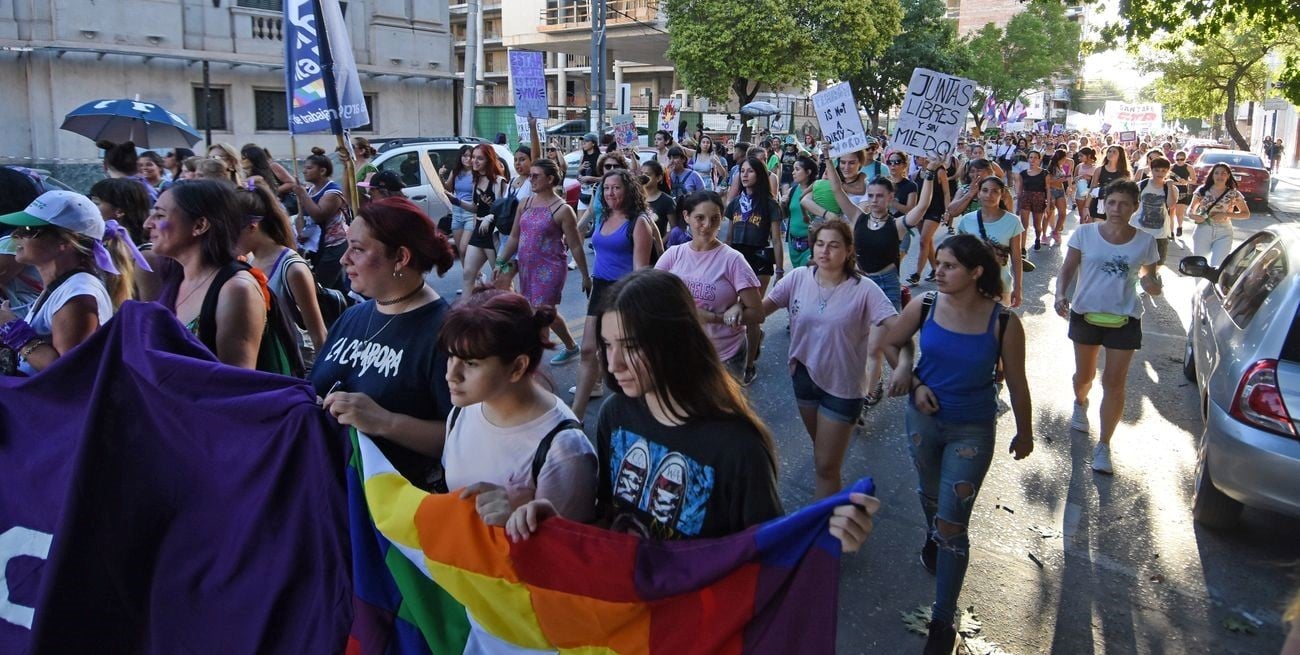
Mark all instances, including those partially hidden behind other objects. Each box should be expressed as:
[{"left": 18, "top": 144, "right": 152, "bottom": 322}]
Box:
[
  {"left": 790, "top": 235, "right": 810, "bottom": 252},
  {"left": 1084, "top": 312, "right": 1129, "bottom": 328}
]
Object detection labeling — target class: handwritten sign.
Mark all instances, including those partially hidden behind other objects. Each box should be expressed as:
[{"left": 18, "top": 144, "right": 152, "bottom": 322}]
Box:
[
  {"left": 658, "top": 99, "right": 681, "bottom": 139},
  {"left": 812, "top": 82, "right": 867, "bottom": 158},
  {"left": 1119, "top": 130, "right": 1137, "bottom": 144},
  {"left": 892, "top": 68, "right": 974, "bottom": 159},
  {"left": 1104, "top": 101, "right": 1162, "bottom": 131},
  {"left": 514, "top": 115, "right": 546, "bottom": 148},
  {"left": 612, "top": 113, "right": 637, "bottom": 149},
  {"left": 509, "top": 50, "right": 547, "bottom": 118}
]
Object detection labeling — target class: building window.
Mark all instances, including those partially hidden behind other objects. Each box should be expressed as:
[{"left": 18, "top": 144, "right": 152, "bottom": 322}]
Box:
[
  {"left": 254, "top": 90, "right": 374, "bottom": 132},
  {"left": 192, "top": 87, "right": 228, "bottom": 131},
  {"left": 254, "top": 90, "right": 289, "bottom": 131},
  {"left": 236, "top": 0, "right": 282, "bottom": 10}
]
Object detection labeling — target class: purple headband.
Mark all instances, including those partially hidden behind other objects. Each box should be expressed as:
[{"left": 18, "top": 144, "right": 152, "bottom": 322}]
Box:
[{"left": 91, "top": 219, "right": 152, "bottom": 275}]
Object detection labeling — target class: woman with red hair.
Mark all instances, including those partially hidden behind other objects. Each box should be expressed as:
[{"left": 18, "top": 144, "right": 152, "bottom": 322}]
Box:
[
  {"left": 446, "top": 144, "right": 509, "bottom": 296},
  {"left": 314, "top": 196, "right": 457, "bottom": 488}
]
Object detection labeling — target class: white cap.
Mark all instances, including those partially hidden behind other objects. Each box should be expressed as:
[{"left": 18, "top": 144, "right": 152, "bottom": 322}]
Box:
[{"left": 0, "top": 190, "right": 105, "bottom": 241}]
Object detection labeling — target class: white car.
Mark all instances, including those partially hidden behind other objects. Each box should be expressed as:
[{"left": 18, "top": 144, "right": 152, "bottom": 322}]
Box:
[{"left": 369, "top": 138, "right": 516, "bottom": 221}]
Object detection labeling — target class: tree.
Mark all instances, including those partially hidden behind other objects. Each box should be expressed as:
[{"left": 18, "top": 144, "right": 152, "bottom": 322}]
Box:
[
  {"left": 843, "top": 0, "right": 967, "bottom": 131},
  {"left": 956, "top": 0, "right": 1081, "bottom": 131},
  {"left": 1097, "top": 0, "right": 1300, "bottom": 104},
  {"left": 1137, "top": 20, "right": 1297, "bottom": 149},
  {"left": 663, "top": 0, "right": 902, "bottom": 124}
]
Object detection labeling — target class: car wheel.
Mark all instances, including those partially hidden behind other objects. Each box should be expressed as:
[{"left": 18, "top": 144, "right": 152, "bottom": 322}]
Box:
[
  {"left": 1192, "top": 449, "right": 1243, "bottom": 529},
  {"left": 1182, "top": 334, "right": 1196, "bottom": 382}
]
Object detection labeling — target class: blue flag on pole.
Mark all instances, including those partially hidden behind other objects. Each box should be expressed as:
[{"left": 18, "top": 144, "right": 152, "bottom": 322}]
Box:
[{"left": 284, "top": 0, "right": 369, "bottom": 134}]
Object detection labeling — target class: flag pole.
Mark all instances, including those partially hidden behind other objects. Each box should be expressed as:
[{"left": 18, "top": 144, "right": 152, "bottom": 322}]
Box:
[{"left": 313, "top": 0, "right": 359, "bottom": 212}]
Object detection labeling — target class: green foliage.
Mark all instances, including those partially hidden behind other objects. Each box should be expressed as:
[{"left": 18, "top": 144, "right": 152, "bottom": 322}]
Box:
[
  {"left": 956, "top": 0, "right": 1081, "bottom": 128},
  {"left": 663, "top": 0, "right": 902, "bottom": 106},
  {"left": 1102, "top": 0, "right": 1300, "bottom": 103},
  {"left": 1136, "top": 19, "right": 1297, "bottom": 147},
  {"left": 844, "top": 0, "right": 967, "bottom": 129}
]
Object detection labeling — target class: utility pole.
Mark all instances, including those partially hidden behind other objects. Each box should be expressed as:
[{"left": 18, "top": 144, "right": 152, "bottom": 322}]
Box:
[
  {"left": 591, "top": 0, "right": 607, "bottom": 133},
  {"left": 460, "top": 0, "right": 480, "bottom": 138}
]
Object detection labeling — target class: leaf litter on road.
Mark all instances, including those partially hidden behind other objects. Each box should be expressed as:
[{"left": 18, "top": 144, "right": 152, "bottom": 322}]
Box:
[{"left": 901, "top": 605, "right": 1016, "bottom": 655}]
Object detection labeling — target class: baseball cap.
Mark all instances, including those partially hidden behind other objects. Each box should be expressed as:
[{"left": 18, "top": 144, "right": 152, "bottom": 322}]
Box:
[
  {"left": 784, "top": 135, "right": 796, "bottom": 145},
  {"left": 358, "top": 170, "right": 404, "bottom": 193},
  {"left": 583, "top": 132, "right": 599, "bottom": 144},
  {"left": 0, "top": 190, "right": 104, "bottom": 240}
]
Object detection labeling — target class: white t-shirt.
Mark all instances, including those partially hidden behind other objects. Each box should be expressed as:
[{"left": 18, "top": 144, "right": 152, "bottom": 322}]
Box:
[
  {"left": 956, "top": 210, "right": 1025, "bottom": 299},
  {"left": 765, "top": 267, "right": 898, "bottom": 399},
  {"left": 441, "top": 394, "right": 596, "bottom": 521},
  {"left": 1067, "top": 223, "right": 1160, "bottom": 319},
  {"left": 1131, "top": 179, "right": 1174, "bottom": 239},
  {"left": 20, "top": 271, "right": 113, "bottom": 374},
  {"left": 655, "top": 242, "right": 759, "bottom": 360}
]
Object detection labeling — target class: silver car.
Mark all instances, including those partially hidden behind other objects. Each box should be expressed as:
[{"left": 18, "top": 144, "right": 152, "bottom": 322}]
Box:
[{"left": 1180, "top": 225, "right": 1300, "bottom": 528}]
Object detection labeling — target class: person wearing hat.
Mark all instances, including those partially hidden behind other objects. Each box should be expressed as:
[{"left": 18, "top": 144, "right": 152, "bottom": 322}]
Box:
[
  {"left": 666, "top": 146, "right": 705, "bottom": 199},
  {"left": 577, "top": 133, "right": 603, "bottom": 213},
  {"left": 358, "top": 170, "right": 405, "bottom": 203},
  {"left": 0, "top": 190, "right": 151, "bottom": 375}
]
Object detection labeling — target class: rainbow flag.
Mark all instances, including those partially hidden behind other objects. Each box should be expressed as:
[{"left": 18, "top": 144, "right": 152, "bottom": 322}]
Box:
[{"left": 347, "top": 431, "right": 873, "bottom": 654}]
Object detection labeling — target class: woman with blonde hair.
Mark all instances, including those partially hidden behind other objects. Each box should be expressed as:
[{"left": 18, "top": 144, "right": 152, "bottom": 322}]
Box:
[
  {"left": 0, "top": 190, "right": 150, "bottom": 374},
  {"left": 207, "top": 142, "right": 244, "bottom": 186}
]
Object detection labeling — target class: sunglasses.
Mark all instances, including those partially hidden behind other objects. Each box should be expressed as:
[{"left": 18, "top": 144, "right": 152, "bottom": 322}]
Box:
[
  {"left": 11, "top": 226, "right": 44, "bottom": 239},
  {"left": 604, "top": 164, "right": 619, "bottom": 170},
  {"left": 887, "top": 160, "right": 905, "bottom": 166}
]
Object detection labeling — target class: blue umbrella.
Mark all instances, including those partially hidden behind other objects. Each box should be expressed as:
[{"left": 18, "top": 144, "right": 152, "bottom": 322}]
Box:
[{"left": 60, "top": 98, "right": 202, "bottom": 148}]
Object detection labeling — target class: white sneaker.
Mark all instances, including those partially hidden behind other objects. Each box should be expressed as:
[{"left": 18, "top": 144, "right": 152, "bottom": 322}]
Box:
[
  {"left": 1092, "top": 442, "right": 1113, "bottom": 474},
  {"left": 568, "top": 381, "right": 605, "bottom": 398},
  {"left": 1070, "top": 401, "right": 1090, "bottom": 433}
]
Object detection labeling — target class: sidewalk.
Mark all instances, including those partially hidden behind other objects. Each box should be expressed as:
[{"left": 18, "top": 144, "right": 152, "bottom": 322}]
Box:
[{"left": 1268, "top": 166, "right": 1300, "bottom": 220}]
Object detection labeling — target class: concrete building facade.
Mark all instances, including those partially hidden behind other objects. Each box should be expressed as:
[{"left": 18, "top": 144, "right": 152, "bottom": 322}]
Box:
[{"left": 1, "top": 0, "right": 458, "bottom": 185}]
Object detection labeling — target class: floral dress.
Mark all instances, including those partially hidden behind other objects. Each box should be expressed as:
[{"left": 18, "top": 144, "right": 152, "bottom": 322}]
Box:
[{"left": 517, "top": 199, "right": 568, "bottom": 307}]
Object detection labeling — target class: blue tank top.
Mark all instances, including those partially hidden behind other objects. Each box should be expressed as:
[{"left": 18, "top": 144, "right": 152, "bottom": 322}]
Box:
[
  {"left": 913, "top": 297, "right": 1002, "bottom": 423},
  {"left": 453, "top": 172, "right": 474, "bottom": 202},
  {"left": 592, "top": 218, "right": 634, "bottom": 281}
]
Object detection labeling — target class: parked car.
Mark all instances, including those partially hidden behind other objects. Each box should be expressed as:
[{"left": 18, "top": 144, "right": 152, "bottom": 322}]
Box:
[
  {"left": 547, "top": 120, "right": 649, "bottom": 147},
  {"left": 1191, "top": 150, "right": 1271, "bottom": 209},
  {"left": 368, "top": 140, "right": 517, "bottom": 220},
  {"left": 563, "top": 148, "right": 658, "bottom": 181},
  {"left": 1179, "top": 225, "right": 1300, "bottom": 528},
  {"left": 1181, "top": 139, "right": 1228, "bottom": 165}
]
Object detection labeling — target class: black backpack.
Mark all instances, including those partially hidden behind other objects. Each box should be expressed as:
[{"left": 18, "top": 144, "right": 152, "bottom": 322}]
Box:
[{"left": 197, "top": 260, "right": 307, "bottom": 378}]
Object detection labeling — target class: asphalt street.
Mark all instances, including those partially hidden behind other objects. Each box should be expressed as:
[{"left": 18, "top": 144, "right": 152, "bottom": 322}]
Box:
[{"left": 424, "top": 174, "right": 1300, "bottom": 655}]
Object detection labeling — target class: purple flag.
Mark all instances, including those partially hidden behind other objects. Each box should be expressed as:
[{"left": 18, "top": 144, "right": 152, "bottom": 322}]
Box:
[{"left": 0, "top": 302, "right": 351, "bottom": 653}]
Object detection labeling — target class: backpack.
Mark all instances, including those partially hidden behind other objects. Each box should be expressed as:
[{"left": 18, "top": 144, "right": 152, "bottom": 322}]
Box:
[
  {"left": 627, "top": 212, "right": 665, "bottom": 265},
  {"left": 920, "top": 291, "right": 1010, "bottom": 383},
  {"left": 430, "top": 407, "right": 582, "bottom": 494},
  {"left": 273, "top": 250, "right": 353, "bottom": 333},
  {"left": 1135, "top": 179, "right": 1170, "bottom": 231},
  {"left": 197, "top": 260, "right": 307, "bottom": 378}
]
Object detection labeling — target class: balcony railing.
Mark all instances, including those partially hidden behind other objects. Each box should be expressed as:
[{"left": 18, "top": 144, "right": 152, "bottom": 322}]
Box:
[{"left": 540, "top": 0, "right": 662, "bottom": 32}]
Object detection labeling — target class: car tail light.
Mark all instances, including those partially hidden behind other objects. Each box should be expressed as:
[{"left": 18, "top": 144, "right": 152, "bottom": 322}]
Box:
[{"left": 1230, "top": 360, "right": 1298, "bottom": 438}]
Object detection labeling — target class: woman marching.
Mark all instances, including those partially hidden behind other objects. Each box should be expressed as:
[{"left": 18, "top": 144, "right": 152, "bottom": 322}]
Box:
[
  {"left": 290, "top": 148, "right": 351, "bottom": 292},
  {"left": 495, "top": 156, "right": 591, "bottom": 367},
  {"left": 883, "top": 234, "right": 1033, "bottom": 655},
  {"left": 763, "top": 220, "right": 899, "bottom": 498},
  {"left": 906, "top": 155, "right": 953, "bottom": 286},
  {"left": 1014, "top": 150, "right": 1050, "bottom": 252},
  {"left": 1088, "top": 145, "right": 1130, "bottom": 222},
  {"left": 725, "top": 156, "right": 785, "bottom": 385},
  {"left": 1168, "top": 150, "right": 1194, "bottom": 238},
  {"left": 782, "top": 155, "right": 819, "bottom": 269},
  {"left": 445, "top": 144, "right": 509, "bottom": 295},
  {"left": 955, "top": 175, "right": 1026, "bottom": 309},
  {"left": 1045, "top": 149, "right": 1073, "bottom": 246},
  {"left": 1072, "top": 147, "right": 1097, "bottom": 224},
  {"left": 1186, "top": 162, "right": 1250, "bottom": 267},
  {"left": 1054, "top": 180, "right": 1162, "bottom": 475}
]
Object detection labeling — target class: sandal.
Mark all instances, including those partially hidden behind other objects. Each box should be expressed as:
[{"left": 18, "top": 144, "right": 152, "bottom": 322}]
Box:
[
  {"left": 864, "top": 380, "right": 884, "bottom": 407},
  {"left": 906, "top": 273, "right": 921, "bottom": 287},
  {"left": 742, "top": 365, "right": 758, "bottom": 386}
]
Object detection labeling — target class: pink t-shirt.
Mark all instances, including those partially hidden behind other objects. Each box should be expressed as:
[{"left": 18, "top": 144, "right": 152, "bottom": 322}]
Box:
[
  {"left": 765, "top": 267, "right": 898, "bottom": 398},
  {"left": 656, "top": 242, "right": 760, "bottom": 360}
]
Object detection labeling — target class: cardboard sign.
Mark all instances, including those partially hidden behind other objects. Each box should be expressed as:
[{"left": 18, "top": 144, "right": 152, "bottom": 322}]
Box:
[
  {"left": 1119, "top": 130, "right": 1137, "bottom": 143},
  {"left": 509, "top": 50, "right": 548, "bottom": 119},
  {"left": 812, "top": 82, "right": 868, "bottom": 158},
  {"left": 514, "top": 115, "right": 546, "bottom": 147},
  {"left": 892, "top": 68, "right": 975, "bottom": 159},
  {"left": 658, "top": 99, "right": 681, "bottom": 139},
  {"left": 612, "top": 113, "right": 637, "bottom": 149},
  {"left": 417, "top": 149, "right": 453, "bottom": 218}
]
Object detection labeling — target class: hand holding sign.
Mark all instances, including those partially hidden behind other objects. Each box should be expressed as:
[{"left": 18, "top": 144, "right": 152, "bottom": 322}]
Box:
[{"left": 892, "top": 68, "right": 975, "bottom": 160}]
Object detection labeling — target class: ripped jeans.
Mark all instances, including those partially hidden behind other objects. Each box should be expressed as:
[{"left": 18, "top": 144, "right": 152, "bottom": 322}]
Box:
[{"left": 905, "top": 404, "right": 997, "bottom": 625}]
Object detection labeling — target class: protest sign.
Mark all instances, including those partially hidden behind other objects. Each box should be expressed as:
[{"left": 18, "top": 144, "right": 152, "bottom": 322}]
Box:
[
  {"left": 612, "top": 113, "right": 637, "bottom": 148},
  {"left": 509, "top": 50, "right": 547, "bottom": 118},
  {"left": 658, "top": 99, "right": 681, "bottom": 139},
  {"left": 514, "top": 115, "right": 546, "bottom": 148},
  {"left": 418, "top": 149, "right": 453, "bottom": 217},
  {"left": 1103, "top": 101, "right": 1162, "bottom": 132},
  {"left": 1119, "top": 130, "right": 1137, "bottom": 144},
  {"left": 1051, "top": 123, "right": 1065, "bottom": 136},
  {"left": 812, "top": 82, "right": 868, "bottom": 158},
  {"left": 892, "top": 68, "right": 975, "bottom": 159}
]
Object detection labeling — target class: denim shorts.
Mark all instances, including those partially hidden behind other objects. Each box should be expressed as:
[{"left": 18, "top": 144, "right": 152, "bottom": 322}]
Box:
[
  {"left": 866, "top": 269, "right": 902, "bottom": 312},
  {"left": 450, "top": 205, "right": 476, "bottom": 232},
  {"left": 792, "top": 361, "right": 864, "bottom": 424}
]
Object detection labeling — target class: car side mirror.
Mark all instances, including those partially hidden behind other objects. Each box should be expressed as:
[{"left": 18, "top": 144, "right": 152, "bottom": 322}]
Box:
[{"left": 1179, "top": 256, "right": 1219, "bottom": 283}]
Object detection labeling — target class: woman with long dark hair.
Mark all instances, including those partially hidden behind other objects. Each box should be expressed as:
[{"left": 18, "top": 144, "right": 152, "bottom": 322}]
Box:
[
  {"left": 445, "top": 144, "right": 508, "bottom": 295},
  {"left": 1014, "top": 151, "right": 1050, "bottom": 252},
  {"left": 641, "top": 160, "right": 676, "bottom": 238},
  {"left": 1187, "top": 163, "right": 1250, "bottom": 266},
  {"left": 1088, "top": 145, "right": 1130, "bottom": 222},
  {"left": 1045, "top": 149, "right": 1072, "bottom": 246},
  {"left": 505, "top": 268, "right": 878, "bottom": 549},
  {"left": 725, "top": 155, "right": 784, "bottom": 385},
  {"left": 240, "top": 143, "right": 296, "bottom": 202},
  {"left": 782, "top": 155, "right": 818, "bottom": 269},
  {"left": 883, "top": 234, "right": 1032, "bottom": 655}
]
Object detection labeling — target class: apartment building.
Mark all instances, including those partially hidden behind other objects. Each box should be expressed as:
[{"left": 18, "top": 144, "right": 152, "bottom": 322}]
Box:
[{"left": 0, "top": 0, "right": 457, "bottom": 181}]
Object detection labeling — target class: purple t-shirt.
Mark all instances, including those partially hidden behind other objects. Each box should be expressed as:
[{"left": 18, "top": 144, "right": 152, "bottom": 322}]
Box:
[
  {"left": 656, "top": 242, "right": 760, "bottom": 360},
  {"left": 765, "top": 267, "right": 898, "bottom": 398}
]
